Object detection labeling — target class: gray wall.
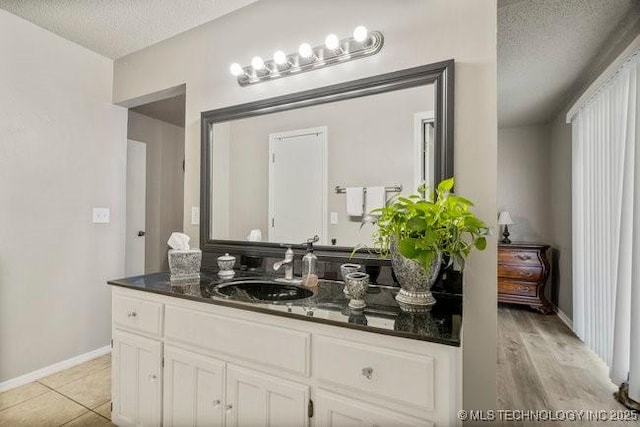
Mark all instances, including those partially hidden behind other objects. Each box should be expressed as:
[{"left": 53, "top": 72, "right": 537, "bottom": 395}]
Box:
[
  {"left": 127, "top": 111, "right": 185, "bottom": 273},
  {"left": 549, "top": 114, "right": 573, "bottom": 319},
  {"left": 497, "top": 125, "right": 553, "bottom": 243},
  {"left": 113, "top": 0, "right": 498, "bottom": 409},
  {"left": 213, "top": 85, "right": 433, "bottom": 247},
  {"left": 0, "top": 10, "right": 127, "bottom": 382}
]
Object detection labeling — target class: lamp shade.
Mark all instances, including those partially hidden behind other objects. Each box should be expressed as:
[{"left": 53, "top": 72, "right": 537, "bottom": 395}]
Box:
[{"left": 498, "top": 211, "right": 514, "bottom": 225}]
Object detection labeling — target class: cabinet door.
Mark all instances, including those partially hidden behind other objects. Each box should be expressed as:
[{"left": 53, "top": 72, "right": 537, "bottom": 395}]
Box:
[
  {"left": 226, "top": 364, "right": 309, "bottom": 427},
  {"left": 315, "top": 390, "right": 433, "bottom": 427},
  {"left": 112, "top": 330, "right": 163, "bottom": 427},
  {"left": 163, "top": 345, "right": 225, "bottom": 427}
]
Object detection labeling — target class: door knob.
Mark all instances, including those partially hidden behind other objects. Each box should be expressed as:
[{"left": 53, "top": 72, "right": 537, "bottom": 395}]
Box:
[{"left": 138, "top": 231, "right": 146, "bottom": 237}]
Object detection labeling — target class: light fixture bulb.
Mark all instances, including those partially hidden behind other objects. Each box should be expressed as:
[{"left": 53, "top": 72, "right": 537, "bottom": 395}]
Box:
[
  {"left": 353, "top": 25, "right": 368, "bottom": 42},
  {"left": 298, "top": 43, "right": 313, "bottom": 58},
  {"left": 273, "top": 50, "right": 287, "bottom": 65},
  {"left": 325, "top": 34, "right": 340, "bottom": 50},
  {"left": 251, "top": 56, "right": 265, "bottom": 71},
  {"left": 229, "top": 62, "right": 244, "bottom": 76}
]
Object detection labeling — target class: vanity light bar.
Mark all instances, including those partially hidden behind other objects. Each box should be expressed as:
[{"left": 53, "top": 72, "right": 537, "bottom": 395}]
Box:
[{"left": 229, "top": 26, "right": 384, "bottom": 87}]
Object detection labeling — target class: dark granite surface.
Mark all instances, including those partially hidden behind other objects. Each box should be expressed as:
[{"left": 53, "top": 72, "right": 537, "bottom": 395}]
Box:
[{"left": 108, "top": 270, "right": 462, "bottom": 347}]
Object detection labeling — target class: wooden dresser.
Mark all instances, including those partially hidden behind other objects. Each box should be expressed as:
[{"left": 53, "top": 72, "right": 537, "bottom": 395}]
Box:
[{"left": 497, "top": 243, "right": 552, "bottom": 314}]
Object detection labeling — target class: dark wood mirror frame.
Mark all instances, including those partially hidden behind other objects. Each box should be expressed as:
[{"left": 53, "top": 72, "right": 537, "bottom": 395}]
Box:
[{"left": 200, "top": 60, "right": 454, "bottom": 262}]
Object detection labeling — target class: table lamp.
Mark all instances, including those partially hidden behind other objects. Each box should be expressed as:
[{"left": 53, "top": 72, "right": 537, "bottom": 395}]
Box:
[{"left": 498, "top": 211, "right": 514, "bottom": 244}]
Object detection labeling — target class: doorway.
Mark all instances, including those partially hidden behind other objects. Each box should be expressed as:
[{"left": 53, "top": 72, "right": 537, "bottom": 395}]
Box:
[
  {"left": 125, "top": 140, "right": 147, "bottom": 276},
  {"left": 268, "top": 127, "right": 327, "bottom": 245},
  {"left": 125, "top": 92, "right": 186, "bottom": 273}
]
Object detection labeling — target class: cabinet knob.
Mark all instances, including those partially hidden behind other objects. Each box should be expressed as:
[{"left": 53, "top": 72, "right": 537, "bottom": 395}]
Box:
[
  {"left": 128, "top": 311, "right": 137, "bottom": 318},
  {"left": 148, "top": 374, "right": 157, "bottom": 382},
  {"left": 225, "top": 404, "right": 233, "bottom": 411},
  {"left": 361, "top": 367, "right": 373, "bottom": 380},
  {"left": 212, "top": 399, "right": 221, "bottom": 407}
]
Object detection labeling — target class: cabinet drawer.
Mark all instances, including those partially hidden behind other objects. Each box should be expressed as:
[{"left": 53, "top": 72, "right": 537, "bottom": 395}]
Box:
[
  {"left": 498, "top": 249, "right": 540, "bottom": 266},
  {"left": 313, "top": 336, "right": 435, "bottom": 411},
  {"left": 498, "top": 280, "right": 537, "bottom": 297},
  {"left": 113, "top": 294, "right": 163, "bottom": 337},
  {"left": 164, "top": 305, "right": 310, "bottom": 376},
  {"left": 498, "top": 264, "right": 542, "bottom": 281}
]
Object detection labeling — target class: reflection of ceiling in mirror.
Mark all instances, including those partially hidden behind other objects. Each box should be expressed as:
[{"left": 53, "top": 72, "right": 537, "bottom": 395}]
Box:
[{"left": 210, "top": 84, "right": 435, "bottom": 248}]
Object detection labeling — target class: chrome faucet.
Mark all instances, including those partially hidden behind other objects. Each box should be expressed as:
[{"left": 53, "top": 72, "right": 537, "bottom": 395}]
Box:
[{"left": 273, "top": 245, "right": 295, "bottom": 281}]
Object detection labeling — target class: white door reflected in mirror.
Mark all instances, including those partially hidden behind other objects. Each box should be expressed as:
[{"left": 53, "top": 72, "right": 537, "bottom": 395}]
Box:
[{"left": 269, "top": 127, "right": 327, "bottom": 245}]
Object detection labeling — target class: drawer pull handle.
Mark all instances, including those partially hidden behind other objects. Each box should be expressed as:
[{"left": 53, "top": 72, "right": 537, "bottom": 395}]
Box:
[
  {"left": 361, "top": 367, "right": 373, "bottom": 380},
  {"left": 516, "top": 255, "right": 531, "bottom": 260},
  {"left": 521, "top": 272, "right": 534, "bottom": 277},
  {"left": 517, "top": 286, "right": 529, "bottom": 291},
  {"left": 127, "top": 311, "right": 137, "bottom": 318},
  {"left": 212, "top": 399, "right": 221, "bottom": 407}
]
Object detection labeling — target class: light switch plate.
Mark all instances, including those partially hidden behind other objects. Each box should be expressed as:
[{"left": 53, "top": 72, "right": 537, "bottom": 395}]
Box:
[
  {"left": 191, "top": 207, "right": 200, "bottom": 225},
  {"left": 330, "top": 212, "right": 338, "bottom": 224},
  {"left": 93, "top": 208, "right": 110, "bottom": 224}
]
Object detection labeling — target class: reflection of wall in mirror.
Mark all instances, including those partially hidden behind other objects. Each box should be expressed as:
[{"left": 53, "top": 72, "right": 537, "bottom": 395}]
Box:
[{"left": 210, "top": 84, "right": 435, "bottom": 247}]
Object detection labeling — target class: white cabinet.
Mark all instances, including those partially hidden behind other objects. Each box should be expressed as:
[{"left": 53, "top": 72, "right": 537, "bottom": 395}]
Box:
[
  {"left": 112, "top": 330, "right": 163, "bottom": 427},
  {"left": 111, "top": 287, "right": 460, "bottom": 427},
  {"left": 163, "top": 345, "right": 225, "bottom": 427},
  {"left": 226, "top": 364, "right": 309, "bottom": 427},
  {"left": 315, "top": 390, "right": 433, "bottom": 427}
]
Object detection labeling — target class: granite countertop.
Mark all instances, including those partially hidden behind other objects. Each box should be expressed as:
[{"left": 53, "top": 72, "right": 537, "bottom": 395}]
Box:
[{"left": 108, "top": 270, "right": 462, "bottom": 347}]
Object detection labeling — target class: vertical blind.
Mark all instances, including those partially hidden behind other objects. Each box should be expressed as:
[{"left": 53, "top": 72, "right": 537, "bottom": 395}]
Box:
[{"left": 570, "top": 49, "right": 640, "bottom": 402}]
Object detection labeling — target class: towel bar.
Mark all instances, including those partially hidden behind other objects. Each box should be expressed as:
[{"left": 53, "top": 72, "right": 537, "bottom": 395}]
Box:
[{"left": 334, "top": 185, "right": 402, "bottom": 194}]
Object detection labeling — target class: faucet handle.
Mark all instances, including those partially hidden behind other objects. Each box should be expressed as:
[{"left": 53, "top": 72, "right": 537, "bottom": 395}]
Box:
[{"left": 305, "top": 235, "right": 319, "bottom": 244}]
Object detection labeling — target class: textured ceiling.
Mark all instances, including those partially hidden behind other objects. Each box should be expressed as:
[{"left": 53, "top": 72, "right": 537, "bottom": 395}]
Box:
[
  {"left": 131, "top": 94, "right": 186, "bottom": 127},
  {"left": 498, "top": 0, "right": 640, "bottom": 127},
  {"left": 0, "top": 0, "right": 258, "bottom": 59}
]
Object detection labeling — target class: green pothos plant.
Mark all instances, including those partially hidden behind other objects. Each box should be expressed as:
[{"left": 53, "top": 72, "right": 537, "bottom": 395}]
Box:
[{"left": 366, "top": 177, "right": 489, "bottom": 272}]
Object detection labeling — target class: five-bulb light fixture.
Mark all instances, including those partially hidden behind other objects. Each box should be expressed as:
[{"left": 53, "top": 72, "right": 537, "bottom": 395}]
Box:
[{"left": 229, "top": 26, "right": 384, "bottom": 86}]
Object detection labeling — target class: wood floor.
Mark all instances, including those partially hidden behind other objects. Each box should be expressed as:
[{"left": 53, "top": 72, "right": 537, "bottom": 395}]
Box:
[
  {"left": 0, "top": 355, "right": 112, "bottom": 426},
  {"left": 498, "top": 304, "right": 630, "bottom": 425}
]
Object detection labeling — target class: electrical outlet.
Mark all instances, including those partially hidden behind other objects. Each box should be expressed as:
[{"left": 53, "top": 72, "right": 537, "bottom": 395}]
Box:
[
  {"left": 330, "top": 212, "right": 338, "bottom": 224},
  {"left": 191, "top": 207, "right": 200, "bottom": 225},
  {"left": 93, "top": 208, "right": 110, "bottom": 224}
]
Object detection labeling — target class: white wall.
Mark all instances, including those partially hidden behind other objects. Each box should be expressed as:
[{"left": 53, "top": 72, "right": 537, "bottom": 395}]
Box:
[
  {"left": 113, "top": 0, "right": 497, "bottom": 409},
  {"left": 0, "top": 10, "right": 127, "bottom": 382},
  {"left": 127, "top": 111, "right": 185, "bottom": 273},
  {"left": 498, "top": 125, "right": 552, "bottom": 242}
]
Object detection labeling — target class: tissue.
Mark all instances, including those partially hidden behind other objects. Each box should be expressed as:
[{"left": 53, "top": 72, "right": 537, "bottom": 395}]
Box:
[
  {"left": 168, "top": 232, "right": 191, "bottom": 250},
  {"left": 246, "top": 229, "right": 262, "bottom": 242},
  {"left": 167, "top": 232, "right": 201, "bottom": 284}
]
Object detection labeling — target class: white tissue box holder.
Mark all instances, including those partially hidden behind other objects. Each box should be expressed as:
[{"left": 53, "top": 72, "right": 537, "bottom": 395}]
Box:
[{"left": 168, "top": 249, "right": 202, "bottom": 284}]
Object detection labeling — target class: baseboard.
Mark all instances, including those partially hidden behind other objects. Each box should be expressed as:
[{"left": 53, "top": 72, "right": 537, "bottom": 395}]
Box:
[
  {"left": 554, "top": 306, "right": 574, "bottom": 331},
  {"left": 0, "top": 345, "right": 111, "bottom": 393}
]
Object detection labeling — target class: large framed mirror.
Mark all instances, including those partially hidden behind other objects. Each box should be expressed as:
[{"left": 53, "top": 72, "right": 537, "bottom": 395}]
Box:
[{"left": 201, "top": 60, "right": 454, "bottom": 259}]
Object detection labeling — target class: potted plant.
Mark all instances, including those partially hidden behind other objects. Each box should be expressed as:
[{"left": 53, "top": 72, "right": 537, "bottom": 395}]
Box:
[{"left": 369, "top": 177, "right": 488, "bottom": 307}]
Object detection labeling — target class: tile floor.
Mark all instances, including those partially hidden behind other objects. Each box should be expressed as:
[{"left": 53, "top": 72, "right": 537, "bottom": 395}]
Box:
[{"left": 0, "top": 354, "right": 112, "bottom": 426}]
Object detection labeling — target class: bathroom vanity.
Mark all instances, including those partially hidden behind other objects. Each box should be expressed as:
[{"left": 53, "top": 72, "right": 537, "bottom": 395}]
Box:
[{"left": 108, "top": 272, "right": 461, "bottom": 427}]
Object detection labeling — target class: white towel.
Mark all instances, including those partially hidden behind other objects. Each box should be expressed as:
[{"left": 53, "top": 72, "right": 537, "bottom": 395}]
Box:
[
  {"left": 365, "top": 186, "right": 386, "bottom": 215},
  {"left": 346, "top": 187, "right": 364, "bottom": 216}
]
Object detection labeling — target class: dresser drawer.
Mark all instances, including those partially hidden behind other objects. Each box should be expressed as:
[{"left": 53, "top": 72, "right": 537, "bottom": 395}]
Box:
[
  {"left": 498, "top": 264, "right": 543, "bottom": 281},
  {"left": 113, "top": 293, "right": 164, "bottom": 337},
  {"left": 313, "top": 336, "right": 435, "bottom": 411},
  {"left": 498, "top": 249, "right": 540, "bottom": 266},
  {"left": 498, "top": 281, "right": 537, "bottom": 297},
  {"left": 164, "top": 305, "right": 310, "bottom": 376}
]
